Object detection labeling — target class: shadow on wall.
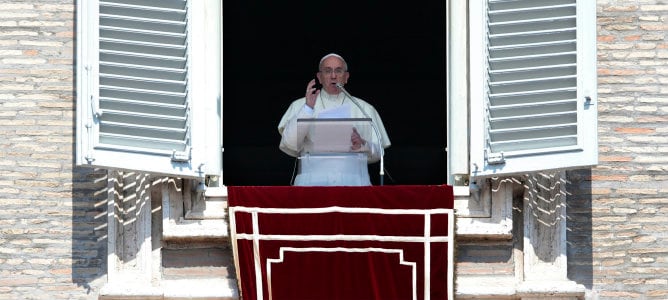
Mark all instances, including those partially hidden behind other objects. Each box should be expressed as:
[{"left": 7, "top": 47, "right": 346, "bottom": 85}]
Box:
[
  {"left": 72, "top": 2, "right": 110, "bottom": 294},
  {"left": 565, "top": 169, "right": 594, "bottom": 289},
  {"left": 71, "top": 166, "right": 109, "bottom": 295}
]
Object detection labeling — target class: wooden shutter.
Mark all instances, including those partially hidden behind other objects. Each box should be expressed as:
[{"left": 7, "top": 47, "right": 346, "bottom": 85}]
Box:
[
  {"left": 77, "top": 0, "right": 222, "bottom": 178},
  {"left": 470, "top": 0, "right": 597, "bottom": 177}
]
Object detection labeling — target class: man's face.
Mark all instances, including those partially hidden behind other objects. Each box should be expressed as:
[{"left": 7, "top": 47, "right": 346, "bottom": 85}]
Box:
[{"left": 317, "top": 56, "right": 349, "bottom": 94}]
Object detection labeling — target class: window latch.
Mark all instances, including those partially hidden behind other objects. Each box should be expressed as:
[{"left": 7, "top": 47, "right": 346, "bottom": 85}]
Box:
[
  {"left": 171, "top": 147, "right": 192, "bottom": 163},
  {"left": 584, "top": 96, "right": 594, "bottom": 109},
  {"left": 485, "top": 149, "right": 506, "bottom": 165}
]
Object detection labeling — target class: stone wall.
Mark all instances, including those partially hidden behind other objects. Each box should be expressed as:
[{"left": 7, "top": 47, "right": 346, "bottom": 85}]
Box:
[
  {"left": 0, "top": 1, "right": 109, "bottom": 299},
  {"left": 567, "top": 1, "right": 668, "bottom": 299}
]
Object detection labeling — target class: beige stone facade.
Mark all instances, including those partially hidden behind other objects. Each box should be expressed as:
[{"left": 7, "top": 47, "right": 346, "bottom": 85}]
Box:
[{"left": 0, "top": 1, "right": 666, "bottom": 299}]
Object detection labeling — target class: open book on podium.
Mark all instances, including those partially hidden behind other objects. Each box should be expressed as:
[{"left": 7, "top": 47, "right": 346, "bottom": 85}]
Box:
[{"left": 294, "top": 117, "right": 376, "bottom": 186}]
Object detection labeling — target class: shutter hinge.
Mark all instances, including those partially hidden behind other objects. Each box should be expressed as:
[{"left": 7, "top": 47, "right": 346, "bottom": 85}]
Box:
[
  {"left": 485, "top": 149, "right": 506, "bottom": 165},
  {"left": 84, "top": 121, "right": 95, "bottom": 163},
  {"left": 171, "top": 147, "right": 192, "bottom": 163}
]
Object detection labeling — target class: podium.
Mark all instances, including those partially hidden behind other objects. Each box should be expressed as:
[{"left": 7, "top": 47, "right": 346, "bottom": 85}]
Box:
[{"left": 294, "top": 118, "right": 380, "bottom": 186}]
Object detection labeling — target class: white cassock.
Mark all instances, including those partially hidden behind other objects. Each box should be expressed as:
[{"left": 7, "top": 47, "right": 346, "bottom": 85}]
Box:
[{"left": 278, "top": 90, "right": 391, "bottom": 186}]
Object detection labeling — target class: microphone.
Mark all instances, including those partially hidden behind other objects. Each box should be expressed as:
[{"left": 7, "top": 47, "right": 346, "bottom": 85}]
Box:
[{"left": 336, "top": 83, "right": 386, "bottom": 185}]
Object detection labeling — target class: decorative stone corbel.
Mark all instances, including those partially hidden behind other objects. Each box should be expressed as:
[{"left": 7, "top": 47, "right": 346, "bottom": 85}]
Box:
[{"left": 518, "top": 171, "right": 585, "bottom": 299}]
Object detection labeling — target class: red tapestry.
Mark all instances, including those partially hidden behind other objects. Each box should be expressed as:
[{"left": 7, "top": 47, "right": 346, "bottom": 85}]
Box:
[{"left": 228, "top": 185, "right": 454, "bottom": 300}]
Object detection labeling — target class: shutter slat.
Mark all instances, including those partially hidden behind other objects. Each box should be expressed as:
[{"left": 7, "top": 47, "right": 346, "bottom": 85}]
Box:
[
  {"left": 489, "top": 89, "right": 576, "bottom": 106},
  {"left": 490, "top": 136, "right": 578, "bottom": 153},
  {"left": 489, "top": 53, "right": 575, "bottom": 71},
  {"left": 100, "top": 40, "right": 185, "bottom": 57},
  {"left": 488, "top": 4, "right": 576, "bottom": 23},
  {"left": 489, "top": 17, "right": 575, "bottom": 35},
  {"left": 489, "top": 0, "right": 575, "bottom": 11},
  {"left": 100, "top": 121, "right": 187, "bottom": 139},
  {"left": 100, "top": 98, "right": 186, "bottom": 117},
  {"left": 100, "top": 52, "right": 186, "bottom": 69},
  {"left": 100, "top": 76, "right": 186, "bottom": 94},
  {"left": 100, "top": 15, "right": 186, "bottom": 34},
  {"left": 490, "top": 64, "right": 576, "bottom": 82},
  {"left": 101, "top": 110, "right": 186, "bottom": 128},
  {"left": 489, "top": 76, "right": 576, "bottom": 95},
  {"left": 489, "top": 29, "right": 576, "bottom": 47},
  {"left": 100, "top": 27, "right": 186, "bottom": 46},
  {"left": 490, "top": 124, "right": 577, "bottom": 143},
  {"left": 99, "top": 88, "right": 186, "bottom": 105},
  {"left": 100, "top": 2, "right": 186, "bottom": 22},
  {"left": 490, "top": 112, "right": 577, "bottom": 130},
  {"left": 489, "top": 100, "right": 576, "bottom": 118},
  {"left": 99, "top": 134, "right": 187, "bottom": 152},
  {"left": 101, "top": 62, "right": 186, "bottom": 81},
  {"left": 104, "top": 0, "right": 186, "bottom": 10},
  {"left": 490, "top": 41, "right": 576, "bottom": 58}
]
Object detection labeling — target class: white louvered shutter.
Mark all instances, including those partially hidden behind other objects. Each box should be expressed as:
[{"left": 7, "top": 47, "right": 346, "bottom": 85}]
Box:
[
  {"left": 470, "top": 0, "right": 597, "bottom": 177},
  {"left": 77, "top": 0, "right": 222, "bottom": 178}
]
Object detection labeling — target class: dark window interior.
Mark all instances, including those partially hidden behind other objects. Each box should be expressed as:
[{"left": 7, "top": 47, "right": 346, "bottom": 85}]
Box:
[{"left": 223, "top": 1, "right": 447, "bottom": 186}]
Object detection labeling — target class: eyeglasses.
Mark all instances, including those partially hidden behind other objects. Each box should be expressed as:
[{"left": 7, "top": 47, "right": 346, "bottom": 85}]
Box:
[{"left": 320, "top": 68, "right": 346, "bottom": 75}]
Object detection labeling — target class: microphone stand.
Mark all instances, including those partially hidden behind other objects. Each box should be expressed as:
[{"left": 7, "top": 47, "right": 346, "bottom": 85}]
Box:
[{"left": 336, "top": 83, "right": 385, "bottom": 185}]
